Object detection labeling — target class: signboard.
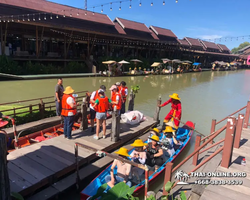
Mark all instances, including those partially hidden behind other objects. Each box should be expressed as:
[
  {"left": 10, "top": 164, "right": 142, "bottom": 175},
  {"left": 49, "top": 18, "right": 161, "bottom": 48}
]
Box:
[{"left": 247, "top": 55, "right": 250, "bottom": 65}]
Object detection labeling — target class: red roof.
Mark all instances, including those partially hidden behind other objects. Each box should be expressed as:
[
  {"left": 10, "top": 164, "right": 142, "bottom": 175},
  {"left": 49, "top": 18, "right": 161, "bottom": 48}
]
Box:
[
  {"left": 217, "top": 44, "right": 230, "bottom": 52},
  {"left": 115, "top": 17, "right": 150, "bottom": 33},
  {"left": 149, "top": 26, "right": 177, "bottom": 38},
  {"left": 178, "top": 39, "right": 190, "bottom": 46},
  {"left": 185, "top": 37, "right": 204, "bottom": 48},
  {"left": 0, "top": 0, "right": 114, "bottom": 25},
  {"left": 114, "top": 22, "right": 126, "bottom": 35},
  {"left": 150, "top": 30, "right": 159, "bottom": 40},
  {"left": 200, "top": 40, "right": 221, "bottom": 51}
]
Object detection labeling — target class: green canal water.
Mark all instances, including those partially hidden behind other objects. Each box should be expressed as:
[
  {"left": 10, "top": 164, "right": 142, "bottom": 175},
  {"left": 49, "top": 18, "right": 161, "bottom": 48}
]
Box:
[{"left": 1, "top": 70, "right": 250, "bottom": 199}]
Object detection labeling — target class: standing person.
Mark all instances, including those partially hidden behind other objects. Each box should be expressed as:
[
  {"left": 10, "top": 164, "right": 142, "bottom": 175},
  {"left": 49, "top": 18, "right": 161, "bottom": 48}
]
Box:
[
  {"left": 159, "top": 93, "right": 182, "bottom": 130},
  {"left": 109, "top": 85, "right": 122, "bottom": 115},
  {"left": 92, "top": 90, "right": 111, "bottom": 140},
  {"left": 120, "top": 81, "right": 128, "bottom": 114},
  {"left": 61, "top": 86, "right": 78, "bottom": 139},
  {"left": 89, "top": 85, "right": 106, "bottom": 133},
  {"left": 55, "top": 78, "right": 64, "bottom": 116}
]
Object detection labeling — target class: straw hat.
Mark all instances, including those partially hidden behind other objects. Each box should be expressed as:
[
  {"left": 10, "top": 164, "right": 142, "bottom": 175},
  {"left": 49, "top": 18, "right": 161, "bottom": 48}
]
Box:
[
  {"left": 115, "top": 147, "right": 130, "bottom": 157},
  {"left": 116, "top": 82, "right": 121, "bottom": 86},
  {"left": 131, "top": 139, "right": 147, "bottom": 147},
  {"left": 164, "top": 126, "right": 174, "bottom": 133},
  {"left": 148, "top": 135, "right": 159, "bottom": 142},
  {"left": 169, "top": 93, "right": 180, "bottom": 100},
  {"left": 63, "top": 86, "right": 75, "bottom": 94}
]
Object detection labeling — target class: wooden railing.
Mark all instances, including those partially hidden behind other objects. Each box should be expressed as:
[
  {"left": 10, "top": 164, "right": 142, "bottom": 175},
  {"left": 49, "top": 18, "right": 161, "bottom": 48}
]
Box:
[
  {"left": 162, "top": 101, "right": 250, "bottom": 195},
  {"left": 0, "top": 90, "right": 88, "bottom": 118}
]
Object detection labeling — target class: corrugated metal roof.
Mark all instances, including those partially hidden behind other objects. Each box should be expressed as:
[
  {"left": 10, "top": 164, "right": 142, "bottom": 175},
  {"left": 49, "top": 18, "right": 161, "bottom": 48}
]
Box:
[
  {"left": 149, "top": 26, "right": 177, "bottom": 38},
  {"left": 0, "top": 0, "right": 114, "bottom": 26},
  {"left": 115, "top": 17, "right": 150, "bottom": 33}
]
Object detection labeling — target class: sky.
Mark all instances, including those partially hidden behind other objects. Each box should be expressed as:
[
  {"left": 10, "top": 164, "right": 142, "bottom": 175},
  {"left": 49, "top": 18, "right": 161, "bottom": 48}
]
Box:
[{"left": 50, "top": 0, "right": 250, "bottom": 50}]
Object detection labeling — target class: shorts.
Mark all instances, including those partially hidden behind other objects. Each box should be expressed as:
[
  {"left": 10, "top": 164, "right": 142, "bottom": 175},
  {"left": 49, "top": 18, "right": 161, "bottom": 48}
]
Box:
[
  {"left": 96, "top": 112, "right": 107, "bottom": 120},
  {"left": 90, "top": 108, "right": 96, "bottom": 120}
]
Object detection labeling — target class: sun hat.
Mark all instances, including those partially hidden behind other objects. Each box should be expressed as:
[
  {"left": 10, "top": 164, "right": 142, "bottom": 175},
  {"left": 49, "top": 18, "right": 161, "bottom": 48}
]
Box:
[
  {"left": 109, "top": 85, "right": 117, "bottom": 91},
  {"left": 150, "top": 128, "right": 160, "bottom": 134},
  {"left": 131, "top": 139, "right": 147, "bottom": 147},
  {"left": 115, "top": 147, "right": 130, "bottom": 157},
  {"left": 169, "top": 93, "right": 180, "bottom": 100},
  {"left": 98, "top": 89, "right": 105, "bottom": 94},
  {"left": 148, "top": 135, "right": 159, "bottom": 142},
  {"left": 116, "top": 82, "right": 121, "bottom": 86},
  {"left": 164, "top": 126, "right": 174, "bottom": 133},
  {"left": 63, "top": 86, "right": 75, "bottom": 94},
  {"left": 100, "top": 85, "right": 106, "bottom": 91}
]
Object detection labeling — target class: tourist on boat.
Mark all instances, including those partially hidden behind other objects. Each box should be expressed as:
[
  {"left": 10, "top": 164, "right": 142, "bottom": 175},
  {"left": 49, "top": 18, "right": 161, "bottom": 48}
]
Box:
[
  {"left": 161, "top": 126, "right": 177, "bottom": 160},
  {"left": 109, "top": 85, "right": 122, "bottom": 114},
  {"left": 147, "top": 128, "right": 160, "bottom": 143},
  {"left": 120, "top": 81, "right": 128, "bottom": 114},
  {"left": 129, "top": 139, "right": 147, "bottom": 183},
  {"left": 92, "top": 90, "right": 111, "bottom": 140},
  {"left": 55, "top": 78, "right": 64, "bottom": 116},
  {"left": 159, "top": 93, "right": 182, "bottom": 130},
  {"left": 105, "top": 147, "right": 132, "bottom": 188},
  {"left": 61, "top": 86, "right": 78, "bottom": 139},
  {"left": 89, "top": 85, "right": 106, "bottom": 133},
  {"left": 144, "top": 135, "right": 163, "bottom": 171}
]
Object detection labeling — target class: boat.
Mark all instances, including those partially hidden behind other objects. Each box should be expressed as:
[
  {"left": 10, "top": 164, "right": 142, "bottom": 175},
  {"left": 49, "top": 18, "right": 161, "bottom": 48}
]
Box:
[{"left": 80, "top": 121, "right": 195, "bottom": 200}]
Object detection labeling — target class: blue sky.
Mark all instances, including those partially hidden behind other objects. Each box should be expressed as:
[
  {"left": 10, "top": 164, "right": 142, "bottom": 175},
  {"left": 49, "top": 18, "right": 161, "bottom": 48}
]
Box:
[{"left": 50, "top": 0, "right": 250, "bottom": 50}]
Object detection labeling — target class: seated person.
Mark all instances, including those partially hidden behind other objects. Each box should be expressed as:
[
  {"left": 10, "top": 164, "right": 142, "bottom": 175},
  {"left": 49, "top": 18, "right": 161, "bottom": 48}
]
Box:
[
  {"left": 144, "top": 135, "right": 163, "bottom": 171},
  {"left": 147, "top": 128, "right": 160, "bottom": 143},
  {"left": 105, "top": 147, "right": 132, "bottom": 188},
  {"left": 129, "top": 139, "right": 147, "bottom": 183}
]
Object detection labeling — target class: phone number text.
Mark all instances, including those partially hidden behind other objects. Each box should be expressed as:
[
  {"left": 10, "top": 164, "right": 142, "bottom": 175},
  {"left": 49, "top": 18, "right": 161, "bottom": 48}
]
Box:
[{"left": 195, "top": 179, "right": 243, "bottom": 185}]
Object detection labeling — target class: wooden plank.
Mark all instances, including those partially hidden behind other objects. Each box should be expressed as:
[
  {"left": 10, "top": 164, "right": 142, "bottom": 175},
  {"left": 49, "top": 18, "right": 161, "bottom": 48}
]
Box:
[
  {"left": 26, "top": 186, "right": 59, "bottom": 200},
  {"left": 74, "top": 137, "right": 104, "bottom": 150},
  {"left": 8, "top": 169, "right": 32, "bottom": 192},
  {"left": 200, "top": 189, "right": 235, "bottom": 200}
]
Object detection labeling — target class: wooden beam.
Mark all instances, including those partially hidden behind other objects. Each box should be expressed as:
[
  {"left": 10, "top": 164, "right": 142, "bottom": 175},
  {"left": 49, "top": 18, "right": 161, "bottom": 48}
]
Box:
[
  {"left": 0, "top": 23, "right": 3, "bottom": 55},
  {"left": 66, "top": 31, "right": 73, "bottom": 57},
  {"left": 38, "top": 27, "right": 44, "bottom": 58},
  {"left": 89, "top": 35, "right": 96, "bottom": 55},
  {"left": 87, "top": 33, "right": 90, "bottom": 57},
  {"left": 64, "top": 34, "right": 66, "bottom": 59},
  {"left": 2, "top": 22, "right": 8, "bottom": 55},
  {"left": 36, "top": 26, "right": 39, "bottom": 58}
]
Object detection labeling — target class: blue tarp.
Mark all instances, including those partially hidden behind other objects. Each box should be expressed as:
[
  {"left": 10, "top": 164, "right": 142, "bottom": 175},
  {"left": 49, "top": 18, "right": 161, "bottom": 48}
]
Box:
[{"left": 193, "top": 62, "right": 201, "bottom": 66}]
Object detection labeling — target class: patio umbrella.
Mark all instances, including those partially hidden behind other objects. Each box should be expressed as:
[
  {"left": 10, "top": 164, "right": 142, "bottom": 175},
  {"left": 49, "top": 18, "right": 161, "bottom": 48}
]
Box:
[
  {"left": 102, "top": 60, "right": 116, "bottom": 64},
  {"left": 182, "top": 60, "right": 192, "bottom": 63},
  {"left": 151, "top": 62, "right": 161, "bottom": 67},
  {"left": 161, "top": 58, "right": 171, "bottom": 63},
  {"left": 130, "top": 59, "right": 142, "bottom": 63},
  {"left": 118, "top": 60, "right": 130, "bottom": 72}
]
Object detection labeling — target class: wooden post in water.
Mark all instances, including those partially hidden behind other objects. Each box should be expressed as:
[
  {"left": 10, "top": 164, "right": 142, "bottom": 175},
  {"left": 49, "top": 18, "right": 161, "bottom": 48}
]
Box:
[
  {"left": 210, "top": 119, "right": 216, "bottom": 144},
  {"left": 80, "top": 98, "right": 88, "bottom": 130},
  {"left": 193, "top": 135, "right": 201, "bottom": 166},
  {"left": 163, "top": 162, "right": 173, "bottom": 195},
  {"left": 0, "top": 133, "right": 11, "bottom": 200},
  {"left": 234, "top": 114, "right": 244, "bottom": 149},
  {"left": 243, "top": 101, "right": 250, "bottom": 128},
  {"left": 221, "top": 116, "right": 236, "bottom": 168},
  {"left": 153, "top": 95, "right": 161, "bottom": 124},
  {"left": 111, "top": 106, "right": 120, "bottom": 142},
  {"left": 128, "top": 90, "right": 135, "bottom": 111}
]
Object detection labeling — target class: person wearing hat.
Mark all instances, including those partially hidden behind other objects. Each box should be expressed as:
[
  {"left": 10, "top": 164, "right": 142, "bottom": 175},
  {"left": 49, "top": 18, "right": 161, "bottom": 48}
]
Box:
[
  {"left": 105, "top": 147, "right": 132, "bottom": 188},
  {"left": 159, "top": 93, "right": 182, "bottom": 130},
  {"left": 161, "top": 126, "right": 177, "bottom": 160},
  {"left": 120, "top": 81, "right": 128, "bottom": 114},
  {"left": 109, "top": 85, "right": 122, "bottom": 115},
  {"left": 147, "top": 128, "right": 160, "bottom": 143},
  {"left": 89, "top": 85, "right": 107, "bottom": 133},
  {"left": 61, "top": 86, "right": 79, "bottom": 139},
  {"left": 129, "top": 139, "right": 147, "bottom": 183},
  {"left": 92, "top": 90, "right": 112, "bottom": 140},
  {"left": 144, "top": 135, "right": 163, "bottom": 171}
]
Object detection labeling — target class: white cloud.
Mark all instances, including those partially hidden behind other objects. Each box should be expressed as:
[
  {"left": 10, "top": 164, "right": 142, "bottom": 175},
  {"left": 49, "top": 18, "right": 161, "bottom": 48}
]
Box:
[{"left": 199, "top": 35, "right": 223, "bottom": 40}]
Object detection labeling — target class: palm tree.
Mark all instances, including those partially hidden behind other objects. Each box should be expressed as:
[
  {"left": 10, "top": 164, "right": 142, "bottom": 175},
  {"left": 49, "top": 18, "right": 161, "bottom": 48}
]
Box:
[
  {"left": 182, "top": 173, "right": 190, "bottom": 182},
  {"left": 175, "top": 170, "right": 183, "bottom": 181}
]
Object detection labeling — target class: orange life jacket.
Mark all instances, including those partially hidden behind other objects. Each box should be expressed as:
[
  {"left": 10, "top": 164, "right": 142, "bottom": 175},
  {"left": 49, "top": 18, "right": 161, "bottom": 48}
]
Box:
[
  {"left": 111, "top": 93, "right": 122, "bottom": 110},
  {"left": 61, "top": 94, "right": 77, "bottom": 116},
  {"left": 90, "top": 90, "right": 99, "bottom": 107},
  {"left": 96, "top": 96, "right": 109, "bottom": 113},
  {"left": 120, "top": 86, "right": 128, "bottom": 102}
]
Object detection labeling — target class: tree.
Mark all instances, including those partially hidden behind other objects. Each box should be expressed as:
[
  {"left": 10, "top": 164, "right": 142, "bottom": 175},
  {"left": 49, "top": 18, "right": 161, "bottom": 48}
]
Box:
[{"left": 231, "top": 42, "right": 250, "bottom": 54}]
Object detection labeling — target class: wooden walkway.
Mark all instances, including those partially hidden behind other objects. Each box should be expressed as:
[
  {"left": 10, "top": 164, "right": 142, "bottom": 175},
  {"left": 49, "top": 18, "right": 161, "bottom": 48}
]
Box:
[
  {"left": 7, "top": 116, "right": 157, "bottom": 197},
  {"left": 200, "top": 128, "right": 250, "bottom": 200}
]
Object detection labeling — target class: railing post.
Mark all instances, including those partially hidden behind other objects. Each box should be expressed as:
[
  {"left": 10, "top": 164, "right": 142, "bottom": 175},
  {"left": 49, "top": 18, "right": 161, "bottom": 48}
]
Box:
[
  {"left": 80, "top": 98, "right": 88, "bottom": 130},
  {"left": 153, "top": 95, "right": 161, "bottom": 125},
  {"left": 111, "top": 106, "right": 120, "bottom": 142},
  {"left": 128, "top": 90, "right": 135, "bottom": 111},
  {"left": 210, "top": 119, "right": 216, "bottom": 144},
  {"left": 13, "top": 107, "right": 16, "bottom": 117},
  {"left": 243, "top": 101, "right": 250, "bottom": 128},
  {"left": 221, "top": 116, "right": 236, "bottom": 168},
  {"left": 234, "top": 114, "right": 244, "bottom": 148},
  {"left": 163, "top": 162, "right": 173, "bottom": 196},
  {"left": 29, "top": 104, "right": 32, "bottom": 114},
  {"left": 193, "top": 135, "right": 201, "bottom": 166}
]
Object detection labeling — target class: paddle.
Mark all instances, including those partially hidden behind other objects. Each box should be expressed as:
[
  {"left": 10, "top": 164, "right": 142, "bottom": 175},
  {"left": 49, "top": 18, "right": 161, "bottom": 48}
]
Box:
[{"left": 169, "top": 115, "right": 207, "bottom": 138}]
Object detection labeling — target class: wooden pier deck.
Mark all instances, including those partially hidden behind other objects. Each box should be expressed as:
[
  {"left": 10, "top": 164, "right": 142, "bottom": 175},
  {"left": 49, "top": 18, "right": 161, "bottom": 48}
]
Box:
[
  {"left": 7, "top": 116, "right": 157, "bottom": 198},
  {"left": 200, "top": 128, "right": 250, "bottom": 200}
]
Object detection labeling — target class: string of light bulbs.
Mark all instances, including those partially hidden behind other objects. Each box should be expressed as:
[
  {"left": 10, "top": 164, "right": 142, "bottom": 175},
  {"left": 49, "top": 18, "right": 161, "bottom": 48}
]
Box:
[{"left": 203, "top": 35, "right": 250, "bottom": 43}]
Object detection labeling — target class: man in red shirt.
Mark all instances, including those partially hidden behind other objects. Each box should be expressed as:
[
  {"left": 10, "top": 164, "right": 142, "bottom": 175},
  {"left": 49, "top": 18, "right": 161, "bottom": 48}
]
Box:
[
  {"left": 159, "top": 93, "right": 182, "bottom": 130},
  {"left": 120, "top": 81, "right": 128, "bottom": 114}
]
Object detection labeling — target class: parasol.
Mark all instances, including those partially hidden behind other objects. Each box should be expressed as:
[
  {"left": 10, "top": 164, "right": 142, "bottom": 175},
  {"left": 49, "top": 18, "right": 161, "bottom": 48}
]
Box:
[
  {"left": 118, "top": 60, "right": 130, "bottom": 64},
  {"left": 130, "top": 59, "right": 142, "bottom": 63},
  {"left": 151, "top": 62, "right": 161, "bottom": 67},
  {"left": 161, "top": 58, "right": 171, "bottom": 63},
  {"left": 102, "top": 60, "right": 116, "bottom": 64},
  {"left": 182, "top": 60, "right": 192, "bottom": 63}
]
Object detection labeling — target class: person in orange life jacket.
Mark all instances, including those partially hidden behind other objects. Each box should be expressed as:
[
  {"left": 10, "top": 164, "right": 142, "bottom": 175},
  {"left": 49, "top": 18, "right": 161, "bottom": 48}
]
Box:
[
  {"left": 111, "top": 82, "right": 121, "bottom": 99},
  {"left": 61, "top": 86, "right": 79, "bottom": 139},
  {"left": 109, "top": 85, "right": 122, "bottom": 115},
  {"left": 92, "top": 90, "right": 112, "bottom": 140},
  {"left": 120, "top": 81, "right": 128, "bottom": 114},
  {"left": 159, "top": 93, "right": 182, "bottom": 130},
  {"left": 89, "top": 85, "right": 106, "bottom": 133}
]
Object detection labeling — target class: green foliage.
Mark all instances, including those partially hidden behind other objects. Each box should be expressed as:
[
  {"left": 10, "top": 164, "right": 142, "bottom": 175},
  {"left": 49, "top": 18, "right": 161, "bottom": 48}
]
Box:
[
  {"left": 147, "top": 194, "right": 156, "bottom": 200},
  {"left": 164, "top": 181, "right": 175, "bottom": 193},
  {"left": 11, "top": 192, "right": 24, "bottom": 200},
  {"left": 231, "top": 42, "right": 250, "bottom": 54},
  {"left": 179, "top": 191, "right": 187, "bottom": 200},
  {"left": 131, "top": 85, "right": 140, "bottom": 94}
]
